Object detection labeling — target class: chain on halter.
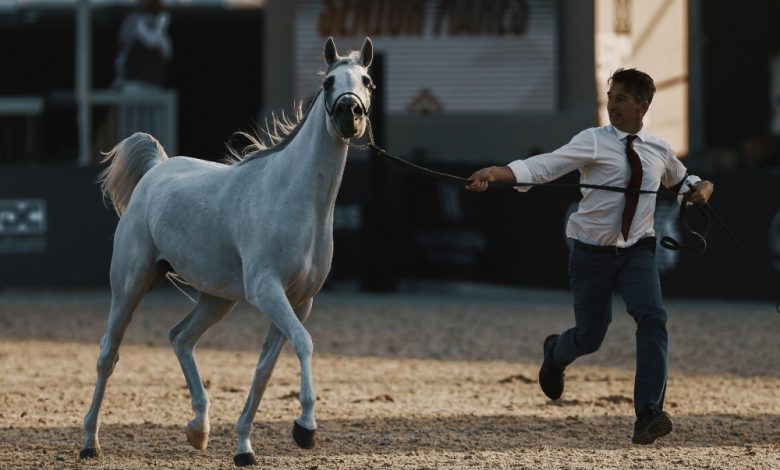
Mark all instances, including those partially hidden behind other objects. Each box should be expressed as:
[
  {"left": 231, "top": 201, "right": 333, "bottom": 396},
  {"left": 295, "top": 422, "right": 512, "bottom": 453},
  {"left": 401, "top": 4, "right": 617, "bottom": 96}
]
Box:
[{"left": 344, "top": 115, "right": 376, "bottom": 151}]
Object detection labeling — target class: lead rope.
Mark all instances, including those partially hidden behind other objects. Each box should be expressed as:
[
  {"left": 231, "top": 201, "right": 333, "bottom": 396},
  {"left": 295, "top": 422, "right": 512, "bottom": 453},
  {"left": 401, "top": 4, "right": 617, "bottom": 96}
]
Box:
[
  {"left": 659, "top": 191, "right": 710, "bottom": 256},
  {"left": 348, "top": 117, "right": 657, "bottom": 194},
  {"left": 346, "top": 117, "right": 472, "bottom": 185}
]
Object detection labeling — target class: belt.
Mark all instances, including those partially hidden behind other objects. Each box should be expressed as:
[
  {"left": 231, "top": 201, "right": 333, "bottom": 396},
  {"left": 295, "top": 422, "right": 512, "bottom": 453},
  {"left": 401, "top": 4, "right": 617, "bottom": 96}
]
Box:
[{"left": 574, "top": 237, "right": 656, "bottom": 255}]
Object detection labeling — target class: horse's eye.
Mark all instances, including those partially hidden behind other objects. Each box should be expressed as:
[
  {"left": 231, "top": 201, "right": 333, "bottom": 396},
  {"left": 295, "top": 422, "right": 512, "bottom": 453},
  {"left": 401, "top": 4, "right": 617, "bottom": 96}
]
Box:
[
  {"left": 323, "top": 76, "right": 335, "bottom": 90},
  {"left": 362, "top": 76, "right": 375, "bottom": 91}
]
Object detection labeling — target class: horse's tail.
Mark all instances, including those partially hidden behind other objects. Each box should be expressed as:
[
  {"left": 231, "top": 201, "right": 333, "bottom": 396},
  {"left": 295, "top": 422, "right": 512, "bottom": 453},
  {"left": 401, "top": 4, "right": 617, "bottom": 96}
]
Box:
[{"left": 98, "top": 132, "right": 168, "bottom": 216}]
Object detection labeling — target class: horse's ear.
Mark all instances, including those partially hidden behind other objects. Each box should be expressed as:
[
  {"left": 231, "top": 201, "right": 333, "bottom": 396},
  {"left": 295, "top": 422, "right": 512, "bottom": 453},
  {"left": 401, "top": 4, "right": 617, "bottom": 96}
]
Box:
[
  {"left": 360, "top": 37, "right": 373, "bottom": 68},
  {"left": 324, "top": 37, "right": 338, "bottom": 66}
]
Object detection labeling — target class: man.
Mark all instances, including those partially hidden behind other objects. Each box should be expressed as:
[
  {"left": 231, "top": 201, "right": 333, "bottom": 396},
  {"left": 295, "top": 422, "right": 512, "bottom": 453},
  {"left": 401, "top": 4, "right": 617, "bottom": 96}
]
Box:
[
  {"left": 113, "top": 0, "right": 173, "bottom": 90},
  {"left": 466, "top": 68, "right": 714, "bottom": 444}
]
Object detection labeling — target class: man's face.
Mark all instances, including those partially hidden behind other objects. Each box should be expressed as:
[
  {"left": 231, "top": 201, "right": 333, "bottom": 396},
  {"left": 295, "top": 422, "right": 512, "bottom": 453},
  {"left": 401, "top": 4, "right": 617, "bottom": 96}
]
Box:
[{"left": 607, "top": 82, "right": 648, "bottom": 133}]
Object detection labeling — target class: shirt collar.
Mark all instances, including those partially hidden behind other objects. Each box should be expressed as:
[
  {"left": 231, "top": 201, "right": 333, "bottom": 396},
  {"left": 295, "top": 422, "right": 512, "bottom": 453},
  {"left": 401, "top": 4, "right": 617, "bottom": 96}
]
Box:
[{"left": 609, "top": 124, "right": 646, "bottom": 143}]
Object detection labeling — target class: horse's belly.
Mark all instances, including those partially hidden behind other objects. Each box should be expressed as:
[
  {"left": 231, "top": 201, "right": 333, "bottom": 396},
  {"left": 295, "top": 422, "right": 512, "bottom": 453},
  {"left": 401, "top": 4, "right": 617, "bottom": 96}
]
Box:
[
  {"left": 190, "top": 274, "right": 245, "bottom": 301},
  {"left": 161, "top": 249, "right": 245, "bottom": 302},
  {"left": 175, "top": 271, "right": 245, "bottom": 301}
]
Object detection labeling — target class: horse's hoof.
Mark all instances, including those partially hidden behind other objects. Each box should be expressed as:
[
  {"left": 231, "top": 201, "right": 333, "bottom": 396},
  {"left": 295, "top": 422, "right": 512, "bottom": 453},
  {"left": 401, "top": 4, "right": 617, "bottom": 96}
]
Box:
[
  {"left": 291, "top": 420, "right": 316, "bottom": 449},
  {"left": 185, "top": 423, "right": 209, "bottom": 450},
  {"left": 233, "top": 452, "right": 258, "bottom": 466},
  {"left": 78, "top": 447, "right": 102, "bottom": 459}
]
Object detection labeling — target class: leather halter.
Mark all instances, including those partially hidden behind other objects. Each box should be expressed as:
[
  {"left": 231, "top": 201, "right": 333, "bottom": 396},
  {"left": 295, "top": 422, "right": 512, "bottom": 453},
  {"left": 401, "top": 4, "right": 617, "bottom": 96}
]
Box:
[{"left": 324, "top": 91, "right": 368, "bottom": 120}]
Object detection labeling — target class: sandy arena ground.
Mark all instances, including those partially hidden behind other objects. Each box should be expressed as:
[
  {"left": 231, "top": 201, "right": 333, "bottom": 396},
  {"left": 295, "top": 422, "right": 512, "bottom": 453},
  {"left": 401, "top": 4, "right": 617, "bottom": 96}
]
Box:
[{"left": 0, "top": 283, "right": 778, "bottom": 469}]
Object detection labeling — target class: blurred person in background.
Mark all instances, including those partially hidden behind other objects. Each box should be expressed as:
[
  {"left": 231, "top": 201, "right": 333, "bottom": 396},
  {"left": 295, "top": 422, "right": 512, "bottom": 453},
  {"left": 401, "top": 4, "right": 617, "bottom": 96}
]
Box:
[
  {"left": 113, "top": 0, "right": 173, "bottom": 91},
  {"left": 466, "top": 68, "right": 714, "bottom": 445}
]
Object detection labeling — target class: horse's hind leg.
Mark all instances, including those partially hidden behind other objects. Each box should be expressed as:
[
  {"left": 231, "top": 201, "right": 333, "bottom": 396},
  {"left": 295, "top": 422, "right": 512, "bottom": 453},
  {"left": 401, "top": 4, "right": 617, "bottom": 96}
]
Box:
[
  {"left": 80, "top": 258, "right": 160, "bottom": 459},
  {"left": 168, "top": 293, "right": 237, "bottom": 450},
  {"left": 233, "top": 298, "right": 312, "bottom": 467}
]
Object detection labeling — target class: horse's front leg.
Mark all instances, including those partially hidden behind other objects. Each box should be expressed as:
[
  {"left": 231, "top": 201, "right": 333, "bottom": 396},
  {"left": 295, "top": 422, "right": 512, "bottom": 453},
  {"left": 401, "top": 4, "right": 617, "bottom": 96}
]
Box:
[
  {"left": 233, "top": 324, "right": 286, "bottom": 466},
  {"left": 233, "top": 291, "right": 315, "bottom": 466},
  {"left": 168, "top": 293, "right": 237, "bottom": 450}
]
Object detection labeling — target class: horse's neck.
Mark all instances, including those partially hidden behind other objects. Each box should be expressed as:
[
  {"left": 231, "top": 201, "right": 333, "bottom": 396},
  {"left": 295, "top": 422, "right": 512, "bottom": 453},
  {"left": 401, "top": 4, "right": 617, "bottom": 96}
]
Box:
[{"left": 271, "top": 95, "right": 348, "bottom": 208}]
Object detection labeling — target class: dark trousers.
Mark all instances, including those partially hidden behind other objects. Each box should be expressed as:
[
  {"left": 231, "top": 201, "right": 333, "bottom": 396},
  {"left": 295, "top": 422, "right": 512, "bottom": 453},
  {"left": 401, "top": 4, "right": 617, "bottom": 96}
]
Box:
[{"left": 550, "top": 240, "right": 668, "bottom": 416}]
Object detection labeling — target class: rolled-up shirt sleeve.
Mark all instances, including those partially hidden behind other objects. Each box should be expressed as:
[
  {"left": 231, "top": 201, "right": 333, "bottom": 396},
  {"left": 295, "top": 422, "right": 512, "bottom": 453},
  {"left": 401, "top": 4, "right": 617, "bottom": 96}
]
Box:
[
  {"left": 662, "top": 148, "right": 701, "bottom": 203},
  {"left": 507, "top": 129, "right": 597, "bottom": 192}
]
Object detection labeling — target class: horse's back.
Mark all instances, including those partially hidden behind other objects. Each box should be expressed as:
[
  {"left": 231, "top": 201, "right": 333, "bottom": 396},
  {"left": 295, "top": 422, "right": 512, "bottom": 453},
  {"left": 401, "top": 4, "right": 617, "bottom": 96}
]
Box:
[
  {"left": 143, "top": 156, "right": 229, "bottom": 191},
  {"left": 128, "top": 156, "right": 227, "bottom": 213}
]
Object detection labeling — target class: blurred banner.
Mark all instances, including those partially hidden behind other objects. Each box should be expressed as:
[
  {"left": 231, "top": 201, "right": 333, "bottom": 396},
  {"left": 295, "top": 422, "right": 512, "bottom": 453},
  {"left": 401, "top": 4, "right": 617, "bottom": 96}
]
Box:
[
  {"left": 1, "top": 164, "right": 777, "bottom": 303},
  {"left": 294, "top": 0, "right": 558, "bottom": 114}
]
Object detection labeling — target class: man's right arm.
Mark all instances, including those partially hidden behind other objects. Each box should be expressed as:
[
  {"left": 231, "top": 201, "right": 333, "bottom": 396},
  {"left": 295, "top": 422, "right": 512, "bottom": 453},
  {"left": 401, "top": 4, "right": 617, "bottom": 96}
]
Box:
[{"left": 466, "top": 128, "right": 597, "bottom": 193}]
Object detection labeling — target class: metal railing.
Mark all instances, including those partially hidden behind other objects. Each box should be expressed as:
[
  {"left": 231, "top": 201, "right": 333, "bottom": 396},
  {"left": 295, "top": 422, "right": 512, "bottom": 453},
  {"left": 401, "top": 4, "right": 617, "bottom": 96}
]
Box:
[
  {"left": 0, "top": 97, "right": 44, "bottom": 162},
  {"left": 91, "top": 88, "right": 178, "bottom": 159},
  {"left": 0, "top": 89, "right": 177, "bottom": 164}
]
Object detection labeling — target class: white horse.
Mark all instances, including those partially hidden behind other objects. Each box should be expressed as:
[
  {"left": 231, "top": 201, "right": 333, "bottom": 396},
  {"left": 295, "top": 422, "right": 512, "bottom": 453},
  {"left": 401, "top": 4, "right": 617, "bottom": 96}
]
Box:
[{"left": 80, "top": 36, "right": 374, "bottom": 467}]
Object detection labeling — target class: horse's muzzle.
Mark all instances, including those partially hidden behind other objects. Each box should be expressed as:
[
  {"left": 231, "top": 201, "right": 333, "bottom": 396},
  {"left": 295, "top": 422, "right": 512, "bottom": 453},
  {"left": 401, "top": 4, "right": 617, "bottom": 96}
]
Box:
[{"left": 333, "top": 96, "right": 365, "bottom": 138}]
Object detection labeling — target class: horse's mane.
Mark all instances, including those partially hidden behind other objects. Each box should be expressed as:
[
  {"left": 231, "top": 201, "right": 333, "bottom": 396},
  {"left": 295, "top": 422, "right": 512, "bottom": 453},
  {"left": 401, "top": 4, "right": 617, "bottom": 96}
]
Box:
[
  {"left": 225, "top": 90, "right": 319, "bottom": 165},
  {"left": 226, "top": 51, "right": 363, "bottom": 165}
]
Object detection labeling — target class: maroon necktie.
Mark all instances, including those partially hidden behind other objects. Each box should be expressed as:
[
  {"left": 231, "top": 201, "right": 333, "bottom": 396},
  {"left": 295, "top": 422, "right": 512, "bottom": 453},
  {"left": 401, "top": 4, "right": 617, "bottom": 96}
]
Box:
[{"left": 621, "top": 135, "right": 643, "bottom": 241}]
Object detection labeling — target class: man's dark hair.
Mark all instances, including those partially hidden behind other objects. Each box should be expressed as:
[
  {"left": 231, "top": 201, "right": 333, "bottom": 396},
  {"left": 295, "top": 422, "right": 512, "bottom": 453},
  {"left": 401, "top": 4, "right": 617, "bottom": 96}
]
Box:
[{"left": 609, "top": 68, "right": 656, "bottom": 104}]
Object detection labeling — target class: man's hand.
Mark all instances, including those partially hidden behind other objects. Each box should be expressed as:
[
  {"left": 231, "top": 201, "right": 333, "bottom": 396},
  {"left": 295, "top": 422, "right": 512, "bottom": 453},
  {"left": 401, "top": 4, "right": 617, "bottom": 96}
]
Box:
[
  {"left": 465, "top": 166, "right": 515, "bottom": 192},
  {"left": 688, "top": 180, "right": 714, "bottom": 205}
]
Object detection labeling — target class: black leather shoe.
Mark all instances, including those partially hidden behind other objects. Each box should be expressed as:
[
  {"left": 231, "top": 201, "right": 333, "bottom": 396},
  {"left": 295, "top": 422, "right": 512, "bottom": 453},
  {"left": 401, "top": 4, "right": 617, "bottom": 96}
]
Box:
[
  {"left": 632, "top": 404, "right": 673, "bottom": 444},
  {"left": 538, "top": 334, "right": 564, "bottom": 400}
]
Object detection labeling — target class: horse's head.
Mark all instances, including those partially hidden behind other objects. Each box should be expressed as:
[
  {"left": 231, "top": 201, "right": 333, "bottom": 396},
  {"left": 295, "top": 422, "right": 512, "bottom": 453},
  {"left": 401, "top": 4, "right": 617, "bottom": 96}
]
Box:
[{"left": 322, "top": 36, "right": 374, "bottom": 140}]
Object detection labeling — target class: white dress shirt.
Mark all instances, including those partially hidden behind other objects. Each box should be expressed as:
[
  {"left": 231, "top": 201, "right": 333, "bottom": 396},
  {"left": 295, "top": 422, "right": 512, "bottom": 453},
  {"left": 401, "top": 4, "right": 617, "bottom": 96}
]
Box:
[{"left": 507, "top": 125, "right": 701, "bottom": 248}]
